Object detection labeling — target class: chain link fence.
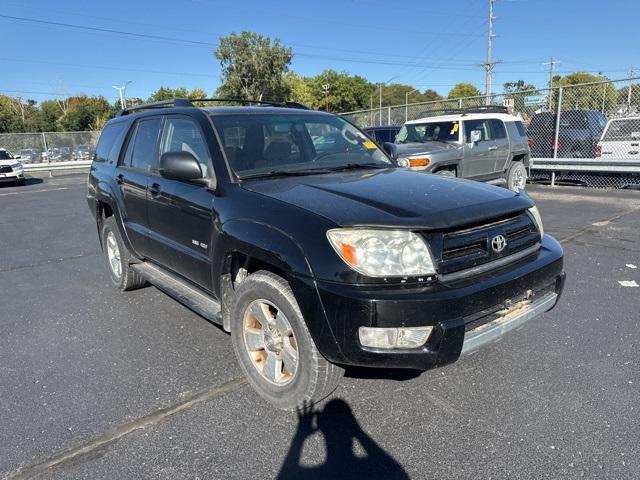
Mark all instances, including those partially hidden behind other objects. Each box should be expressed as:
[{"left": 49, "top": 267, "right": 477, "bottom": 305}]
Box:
[
  {"left": 0, "top": 131, "right": 99, "bottom": 164},
  {"left": 341, "top": 77, "right": 640, "bottom": 161}
]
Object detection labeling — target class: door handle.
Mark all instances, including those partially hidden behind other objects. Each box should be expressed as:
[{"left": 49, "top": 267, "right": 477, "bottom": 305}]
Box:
[
  {"left": 115, "top": 173, "right": 124, "bottom": 185},
  {"left": 149, "top": 183, "right": 161, "bottom": 197},
  {"left": 487, "top": 145, "right": 498, "bottom": 151}
]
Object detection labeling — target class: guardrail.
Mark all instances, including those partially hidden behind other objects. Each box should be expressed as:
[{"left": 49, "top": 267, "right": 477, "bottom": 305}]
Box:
[
  {"left": 530, "top": 158, "right": 640, "bottom": 188},
  {"left": 23, "top": 160, "right": 92, "bottom": 175}
]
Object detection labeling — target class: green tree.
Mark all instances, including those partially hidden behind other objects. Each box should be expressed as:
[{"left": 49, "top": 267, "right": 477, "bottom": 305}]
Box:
[
  {"left": 283, "top": 72, "right": 317, "bottom": 107},
  {"left": 555, "top": 72, "right": 618, "bottom": 111},
  {"left": 214, "top": 31, "right": 293, "bottom": 102},
  {"left": 57, "top": 96, "right": 114, "bottom": 131},
  {"left": 379, "top": 84, "right": 442, "bottom": 107},
  {"left": 309, "top": 70, "right": 375, "bottom": 112},
  {"left": 503, "top": 80, "right": 537, "bottom": 94},
  {"left": 147, "top": 87, "right": 209, "bottom": 102},
  {"left": 40, "top": 100, "right": 64, "bottom": 131},
  {"left": 447, "top": 83, "right": 482, "bottom": 99}
]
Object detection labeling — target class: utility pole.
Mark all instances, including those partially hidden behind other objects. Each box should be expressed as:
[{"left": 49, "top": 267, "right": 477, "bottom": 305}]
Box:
[
  {"left": 543, "top": 57, "right": 560, "bottom": 110},
  {"left": 379, "top": 83, "right": 383, "bottom": 125},
  {"left": 479, "top": 0, "right": 501, "bottom": 105},
  {"left": 322, "top": 84, "right": 330, "bottom": 112},
  {"left": 112, "top": 81, "right": 132, "bottom": 109}
]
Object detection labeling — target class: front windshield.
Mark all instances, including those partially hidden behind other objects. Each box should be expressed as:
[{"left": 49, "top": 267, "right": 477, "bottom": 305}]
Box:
[
  {"left": 211, "top": 113, "right": 392, "bottom": 178},
  {"left": 0, "top": 150, "right": 12, "bottom": 160},
  {"left": 396, "top": 121, "right": 460, "bottom": 144}
]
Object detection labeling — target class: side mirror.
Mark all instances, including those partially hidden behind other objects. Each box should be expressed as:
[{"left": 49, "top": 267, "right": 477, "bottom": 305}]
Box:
[
  {"left": 469, "top": 130, "right": 482, "bottom": 144},
  {"left": 13, "top": 155, "right": 21, "bottom": 159},
  {"left": 159, "top": 151, "right": 203, "bottom": 182},
  {"left": 382, "top": 142, "right": 398, "bottom": 160}
]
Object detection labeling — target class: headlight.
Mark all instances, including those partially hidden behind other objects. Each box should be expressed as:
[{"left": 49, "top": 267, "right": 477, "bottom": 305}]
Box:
[
  {"left": 326, "top": 228, "right": 436, "bottom": 277},
  {"left": 11, "top": 162, "right": 23, "bottom": 170},
  {"left": 396, "top": 156, "right": 430, "bottom": 168},
  {"left": 528, "top": 206, "right": 544, "bottom": 238}
]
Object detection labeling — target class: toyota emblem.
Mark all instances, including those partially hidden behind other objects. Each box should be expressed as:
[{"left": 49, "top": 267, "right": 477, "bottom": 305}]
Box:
[{"left": 491, "top": 234, "right": 507, "bottom": 253}]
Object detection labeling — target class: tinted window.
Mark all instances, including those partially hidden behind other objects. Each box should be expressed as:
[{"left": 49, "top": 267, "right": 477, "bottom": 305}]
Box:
[
  {"left": 0, "top": 150, "right": 12, "bottom": 160},
  {"left": 529, "top": 113, "right": 555, "bottom": 132},
  {"left": 95, "top": 122, "right": 128, "bottom": 164},
  {"left": 515, "top": 121, "right": 527, "bottom": 137},
  {"left": 161, "top": 117, "right": 209, "bottom": 177},
  {"left": 130, "top": 118, "right": 161, "bottom": 172},
  {"left": 491, "top": 119, "right": 507, "bottom": 139},
  {"left": 464, "top": 119, "right": 493, "bottom": 142}
]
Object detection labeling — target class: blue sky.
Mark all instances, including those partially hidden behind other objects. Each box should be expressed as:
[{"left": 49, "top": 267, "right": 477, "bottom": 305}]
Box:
[{"left": 1, "top": 0, "right": 638, "bottom": 105}]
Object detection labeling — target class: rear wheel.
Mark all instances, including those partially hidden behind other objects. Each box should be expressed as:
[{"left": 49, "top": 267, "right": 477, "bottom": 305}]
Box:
[
  {"left": 506, "top": 162, "right": 527, "bottom": 191},
  {"left": 230, "top": 271, "right": 343, "bottom": 410},
  {"left": 101, "top": 217, "right": 146, "bottom": 291}
]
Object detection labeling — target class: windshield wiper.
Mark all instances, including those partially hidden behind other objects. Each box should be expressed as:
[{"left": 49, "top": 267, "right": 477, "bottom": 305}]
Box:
[
  {"left": 324, "top": 163, "right": 390, "bottom": 172},
  {"left": 239, "top": 168, "right": 332, "bottom": 180}
]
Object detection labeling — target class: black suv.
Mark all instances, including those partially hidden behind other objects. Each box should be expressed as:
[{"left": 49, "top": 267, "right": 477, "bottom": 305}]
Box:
[
  {"left": 87, "top": 99, "right": 565, "bottom": 410},
  {"left": 528, "top": 110, "right": 607, "bottom": 158}
]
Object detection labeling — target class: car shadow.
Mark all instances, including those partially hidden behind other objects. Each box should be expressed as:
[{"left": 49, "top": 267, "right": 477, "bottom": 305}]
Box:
[
  {"left": 277, "top": 398, "right": 410, "bottom": 480},
  {"left": 24, "top": 177, "right": 44, "bottom": 186}
]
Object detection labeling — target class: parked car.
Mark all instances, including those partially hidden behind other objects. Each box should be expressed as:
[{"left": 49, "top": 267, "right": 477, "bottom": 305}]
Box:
[
  {"left": 18, "top": 148, "right": 40, "bottom": 163},
  {"left": 386, "top": 108, "right": 531, "bottom": 191},
  {"left": 45, "top": 148, "right": 62, "bottom": 162},
  {"left": 596, "top": 116, "right": 640, "bottom": 159},
  {"left": 59, "top": 146, "right": 73, "bottom": 161},
  {"left": 74, "top": 144, "right": 93, "bottom": 160},
  {"left": 0, "top": 149, "right": 25, "bottom": 185},
  {"left": 362, "top": 125, "right": 401, "bottom": 144},
  {"left": 87, "top": 98, "right": 565, "bottom": 410},
  {"left": 527, "top": 110, "right": 607, "bottom": 158}
]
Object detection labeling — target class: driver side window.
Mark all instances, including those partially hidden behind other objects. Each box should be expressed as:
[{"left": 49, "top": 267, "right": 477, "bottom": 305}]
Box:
[
  {"left": 464, "top": 119, "right": 493, "bottom": 143},
  {"left": 160, "top": 117, "right": 209, "bottom": 177}
]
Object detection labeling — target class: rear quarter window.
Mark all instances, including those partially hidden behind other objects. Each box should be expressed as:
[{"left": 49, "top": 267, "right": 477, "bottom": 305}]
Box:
[
  {"left": 95, "top": 122, "right": 128, "bottom": 164},
  {"left": 514, "top": 121, "right": 527, "bottom": 137}
]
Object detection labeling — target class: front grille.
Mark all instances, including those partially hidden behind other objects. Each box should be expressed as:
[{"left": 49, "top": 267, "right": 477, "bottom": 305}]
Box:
[
  {"left": 0, "top": 166, "right": 12, "bottom": 173},
  {"left": 430, "top": 211, "right": 541, "bottom": 276}
]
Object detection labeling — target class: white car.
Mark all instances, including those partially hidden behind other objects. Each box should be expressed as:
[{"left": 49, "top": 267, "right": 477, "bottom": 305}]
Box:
[
  {"left": 596, "top": 117, "right": 640, "bottom": 159},
  {"left": 0, "top": 149, "right": 26, "bottom": 185}
]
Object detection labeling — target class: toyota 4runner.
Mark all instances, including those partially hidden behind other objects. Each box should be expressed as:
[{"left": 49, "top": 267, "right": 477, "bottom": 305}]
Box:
[
  {"left": 386, "top": 107, "right": 531, "bottom": 191},
  {"left": 87, "top": 99, "right": 565, "bottom": 410}
]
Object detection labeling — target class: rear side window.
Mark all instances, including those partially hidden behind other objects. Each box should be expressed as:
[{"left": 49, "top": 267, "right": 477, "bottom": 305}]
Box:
[
  {"left": 95, "top": 122, "right": 127, "bottom": 164},
  {"left": 464, "top": 119, "right": 493, "bottom": 142},
  {"left": 129, "top": 118, "right": 161, "bottom": 172},
  {"left": 491, "top": 119, "right": 507, "bottom": 139},
  {"left": 602, "top": 118, "right": 640, "bottom": 141},
  {"left": 514, "top": 121, "right": 527, "bottom": 137}
]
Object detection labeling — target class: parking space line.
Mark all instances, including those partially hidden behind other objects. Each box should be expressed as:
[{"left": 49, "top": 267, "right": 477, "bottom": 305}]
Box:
[
  {"left": 6, "top": 377, "right": 247, "bottom": 480},
  {"left": 0, "top": 187, "right": 69, "bottom": 196}
]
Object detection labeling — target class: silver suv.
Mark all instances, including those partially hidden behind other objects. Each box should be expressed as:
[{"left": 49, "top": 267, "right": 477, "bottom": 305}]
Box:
[{"left": 385, "top": 108, "right": 531, "bottom": 191}]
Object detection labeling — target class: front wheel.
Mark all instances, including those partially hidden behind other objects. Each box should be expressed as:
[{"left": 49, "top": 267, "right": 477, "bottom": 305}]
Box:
[
  {"left": 506, "top": 161, "right": 527, "bottom": 191},
  {"left": 435, "top": 168, "right": 456, "bottom": 178},
  {"left": 230, "top": 271, "right": 343, "bottom": 410}
]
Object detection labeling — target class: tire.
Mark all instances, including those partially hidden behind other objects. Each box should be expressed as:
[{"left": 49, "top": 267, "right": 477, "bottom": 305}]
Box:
[
  {"left": 435, "top": 168, "right": 456, "bottom": 178},
  {"left": 506, "top": 161, "right": 527, "bottom": 191},
  {"left": 101, "top": 216, "right": 146, "bottom": 291},
  {"left": 230, "top": 270, "right": 343, "bottom": 410}
]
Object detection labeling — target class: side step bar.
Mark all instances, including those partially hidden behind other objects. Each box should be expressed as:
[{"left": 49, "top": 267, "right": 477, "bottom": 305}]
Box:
[{"left": 131, "top": 262, "right": 226, "bottom": 331}]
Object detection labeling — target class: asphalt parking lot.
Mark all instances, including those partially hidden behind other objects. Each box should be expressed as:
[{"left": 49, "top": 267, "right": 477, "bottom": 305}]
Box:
[{"left": 1, "top": 175, "right": 639, "bottom": 480}]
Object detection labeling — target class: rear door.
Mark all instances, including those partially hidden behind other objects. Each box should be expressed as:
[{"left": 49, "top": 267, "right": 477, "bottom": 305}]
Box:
[
  {"left": 146, "top": 115, "right": 215, "bottom": 290},
  {"left": 113, "top": 117, "right": 162, "bottom": 257},
  {"left": 490, "top": 119, "right": 510, "bottom": 173},
  {"left": 461, "top": 118, "right": 496, "bottom": 178}
]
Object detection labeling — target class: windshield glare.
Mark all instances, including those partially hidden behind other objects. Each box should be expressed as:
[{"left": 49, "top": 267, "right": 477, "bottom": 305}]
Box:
[
  {"left": 212, "top": 114, "right": 392, "bottom": 178},
  {"left": 396, "top": 121, "right": 460, "bottom": 144}
]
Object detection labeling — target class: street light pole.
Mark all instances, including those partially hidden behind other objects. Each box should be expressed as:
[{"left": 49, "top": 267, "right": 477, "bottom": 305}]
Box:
[{"left": 112, "top": 81, "right": 132, "bottom": 109}]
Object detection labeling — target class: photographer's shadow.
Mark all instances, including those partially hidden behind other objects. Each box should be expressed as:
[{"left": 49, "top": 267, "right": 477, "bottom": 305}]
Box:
[{"left": 277, "top": 398, "right": 409, "bottom": 480}]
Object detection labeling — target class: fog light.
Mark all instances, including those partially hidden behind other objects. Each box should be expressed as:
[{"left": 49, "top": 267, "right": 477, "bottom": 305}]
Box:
[{"left": 358, "top": 326, "right": 433, "bottom": 349}]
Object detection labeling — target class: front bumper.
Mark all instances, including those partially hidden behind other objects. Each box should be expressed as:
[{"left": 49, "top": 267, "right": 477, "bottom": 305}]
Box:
[
  {"left": 0, "top": 171, "right": 24, "bottom": 182},
  {"left": 293, "top": 234, "right": 565, "bottom": 370}
]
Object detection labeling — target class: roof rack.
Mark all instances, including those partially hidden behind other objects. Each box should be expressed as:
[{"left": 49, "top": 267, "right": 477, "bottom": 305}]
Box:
[
  {"left": 116, "top": 98, "right": 310, "bottom": 116},
  {"left": 415, "top": 105, "right": 510, "bottom": 119}
]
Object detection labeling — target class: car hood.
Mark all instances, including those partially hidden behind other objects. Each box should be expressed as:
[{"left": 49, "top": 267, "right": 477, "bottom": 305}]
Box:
[
  {"left": 394, "top": 141, "right": 461, "bottom": 157},
  {"left": 242, "top": 168, "right": 533, "bottom": 230},
  {"left": 0, "top": 159, "right": 18, "bottom": 166}
]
